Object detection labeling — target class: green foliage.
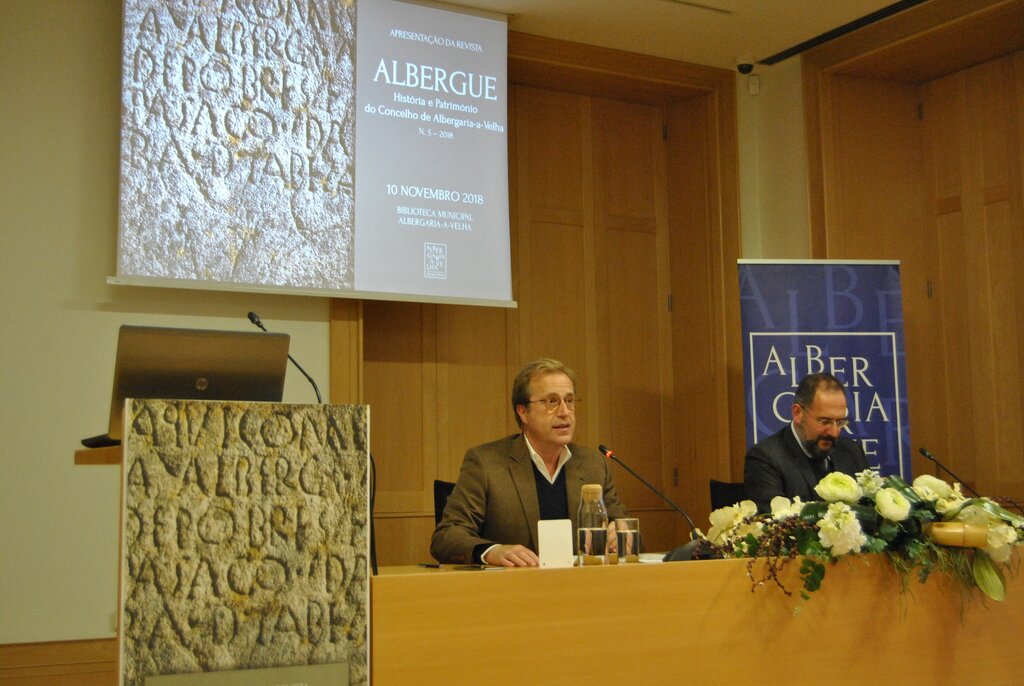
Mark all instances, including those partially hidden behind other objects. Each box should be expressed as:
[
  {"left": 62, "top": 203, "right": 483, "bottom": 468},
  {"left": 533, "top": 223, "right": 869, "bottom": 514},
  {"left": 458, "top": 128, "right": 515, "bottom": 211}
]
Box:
[
  {"left": 701, "top": 470, "right": 1022, "bottom": 604},
  {"left": 973, "top": 550, "right": 1006, "bottom": 601},
  {"left": 799, "top": 558, "right": 825, "bottom": 593}
]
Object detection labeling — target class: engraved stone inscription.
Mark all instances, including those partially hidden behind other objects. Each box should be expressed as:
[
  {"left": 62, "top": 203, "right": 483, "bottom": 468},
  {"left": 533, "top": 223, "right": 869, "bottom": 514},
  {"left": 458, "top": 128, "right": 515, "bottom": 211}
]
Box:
[
  {"left": 120, "top": 400, "right": 369, "bottom": 686},
  {"left": 119, "top": 0, "right": 356, "bottom": 289}
]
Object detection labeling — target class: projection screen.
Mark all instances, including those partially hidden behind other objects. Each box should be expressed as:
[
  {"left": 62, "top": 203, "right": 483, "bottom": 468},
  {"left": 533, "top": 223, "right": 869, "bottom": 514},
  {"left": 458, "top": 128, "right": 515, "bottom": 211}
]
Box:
[{"left": 114, "top": 0, "right": 513, "bottom": 307}]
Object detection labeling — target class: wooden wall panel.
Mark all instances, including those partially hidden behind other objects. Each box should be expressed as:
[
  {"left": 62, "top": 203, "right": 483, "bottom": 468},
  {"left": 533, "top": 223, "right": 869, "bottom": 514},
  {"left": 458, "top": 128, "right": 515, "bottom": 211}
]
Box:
[
  {"left": 512, "top": 87, "right": 595, "bottom": 442},
  {"left": 373, "top": 515, "right": 436, "bottom": 567},
  {"left": 435, "top": 305, "right": 513, "bottom": 480},
  {"left": 602, "top": 227, "right": 664, "bottom": 508},
  {"left": 0, "top": 638, "right": 117, "bottom": 685},
  {"left": 363, "top": 301, "right": 432, "bottom": 514},
  {"left": 963, "top": 57, "right": 1024, "bottom": 494},
  {"left": 518, "top": 89, "right": 585, "bottom": 215},
  {"left": 591, "top": 98, "right": 672, "bottom": 509},
  {"left": 922, "top": 72, "right": 971, "bottom": 480},
  {"left": 923, "top": 55, "right": 1024, "bottom": 497},
  {"left": 805, "top": 1, "right": 1024, "bottom": 501},
  {"left": 664, "top": 94, "right": 738, "bottom": 534},
  {"left": 328, "top": 299, "right": 362, "bottom": 405}
]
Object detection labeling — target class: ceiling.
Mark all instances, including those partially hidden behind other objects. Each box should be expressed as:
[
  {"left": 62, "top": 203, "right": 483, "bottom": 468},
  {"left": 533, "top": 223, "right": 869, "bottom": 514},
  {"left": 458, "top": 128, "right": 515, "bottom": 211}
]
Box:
[{"left": 454, "top": 0, "right": 905, "bottom": 71}]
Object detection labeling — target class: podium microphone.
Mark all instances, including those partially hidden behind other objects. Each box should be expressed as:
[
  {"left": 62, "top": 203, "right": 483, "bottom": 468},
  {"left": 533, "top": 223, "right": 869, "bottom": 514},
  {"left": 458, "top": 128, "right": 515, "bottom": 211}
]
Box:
[
  {"left": 598, "top": 444, "right": 698, "bottom": 539},
  {"left": 918, "top": 447, "right": 980, "bottom": 498},
  {"left": 247, "top": 311, "right": 323, "bottom": 404}
]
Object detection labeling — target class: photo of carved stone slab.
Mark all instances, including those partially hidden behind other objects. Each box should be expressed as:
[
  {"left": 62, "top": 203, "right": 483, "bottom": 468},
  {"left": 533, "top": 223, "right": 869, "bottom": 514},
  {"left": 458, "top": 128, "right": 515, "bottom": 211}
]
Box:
[{"left": 118, "top": 0, "right": 356, "bottom": 289}]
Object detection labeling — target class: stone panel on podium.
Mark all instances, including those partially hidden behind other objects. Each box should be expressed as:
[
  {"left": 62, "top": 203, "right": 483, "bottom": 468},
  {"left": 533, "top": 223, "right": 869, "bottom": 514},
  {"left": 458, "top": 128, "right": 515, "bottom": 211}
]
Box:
[{"left": 118, "top": 400, "right": 369, "bottom": 686}]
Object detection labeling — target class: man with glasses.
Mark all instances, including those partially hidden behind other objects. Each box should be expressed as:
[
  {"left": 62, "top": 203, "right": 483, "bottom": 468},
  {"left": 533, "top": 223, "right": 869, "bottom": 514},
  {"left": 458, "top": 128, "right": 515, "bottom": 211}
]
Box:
[
  {"left": 744, "top": 373, "right": 869, "bottom": 513},
  {"left": 431, "top": 358, "right": 628, "bottom": 566}
]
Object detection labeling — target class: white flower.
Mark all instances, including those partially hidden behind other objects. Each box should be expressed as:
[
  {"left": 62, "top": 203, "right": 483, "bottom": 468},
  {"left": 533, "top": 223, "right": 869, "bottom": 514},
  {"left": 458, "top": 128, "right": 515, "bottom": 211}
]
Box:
[
  {"left": 856, "top": 469, "right": 885, "bottom": 497},
  {"left": 874, "top": 487, "right": 911, "bottom": 522},
  {"left": 955, "top": 503, "right": 998, "bottom": 527},
  {"left": 912, "top": 474, "right": 953, "bottom": 501},
  {"left": 817, "top": 502, "right": 867, "bottom": 556},
  {"left": 934, "top": 483, "right": 967, "bottom": 514},
  {"left": 950, "top": 501, "right": 1020, "bottom": 563},
  {"left": 770, "top": 495, "right": 805, "bottom": 520},
  {"left": 706, "top": 500, "right": 758, "bottom": 545},
  {"left": 984, "top": 523, "right": 1018, "bottom": 563},
  {"left": 814, "top": 472, "right": 863, "bottom": 504}
]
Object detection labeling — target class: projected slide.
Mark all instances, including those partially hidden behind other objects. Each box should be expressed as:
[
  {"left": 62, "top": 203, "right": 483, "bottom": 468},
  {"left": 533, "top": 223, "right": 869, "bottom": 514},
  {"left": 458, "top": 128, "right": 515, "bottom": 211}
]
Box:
[
  {"left": 354, "top": 0, "right": 510, "bottom": 303},
  {"left": 119, "top": 0, "right": 356, "bottom": 289},
  {"left": 116, "top": 0, "right": 512, "bottom": 307}
]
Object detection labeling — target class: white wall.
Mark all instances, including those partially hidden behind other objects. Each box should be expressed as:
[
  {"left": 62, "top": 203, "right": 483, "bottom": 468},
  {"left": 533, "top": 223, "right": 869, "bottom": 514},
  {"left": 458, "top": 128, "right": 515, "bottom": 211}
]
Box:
[
  {"left": 0, "top": 1, "right": 331, "bottom": 643},
  {"left": 736, "top": 58, "right": 812, "bottom": 259}
]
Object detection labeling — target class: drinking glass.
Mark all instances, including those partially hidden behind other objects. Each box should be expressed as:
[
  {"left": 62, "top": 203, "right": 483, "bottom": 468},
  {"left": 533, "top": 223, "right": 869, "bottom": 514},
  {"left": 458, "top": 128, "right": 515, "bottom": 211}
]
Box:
[{"left": 614, "top": 518, "right": 642, "bottom": 563}]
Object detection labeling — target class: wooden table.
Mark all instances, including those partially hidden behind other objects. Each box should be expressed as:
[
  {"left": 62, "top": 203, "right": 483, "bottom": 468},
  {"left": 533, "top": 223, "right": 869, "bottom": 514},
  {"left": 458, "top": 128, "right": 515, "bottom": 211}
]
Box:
[{"left": 371, "top": 556, "right": 1024, "bottom": 685}]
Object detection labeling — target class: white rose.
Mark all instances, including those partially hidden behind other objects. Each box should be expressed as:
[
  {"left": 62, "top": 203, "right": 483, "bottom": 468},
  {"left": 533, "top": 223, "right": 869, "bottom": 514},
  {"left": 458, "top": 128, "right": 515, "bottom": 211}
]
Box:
[
  {"left": 814, "top": 472, "right": 863, "bottom": 504},
  {"left": 912, "top": 474, "right": 953, "bottom": 501},
  {"left": 874, "top": 487, "right": 912, "bottom": 522}
]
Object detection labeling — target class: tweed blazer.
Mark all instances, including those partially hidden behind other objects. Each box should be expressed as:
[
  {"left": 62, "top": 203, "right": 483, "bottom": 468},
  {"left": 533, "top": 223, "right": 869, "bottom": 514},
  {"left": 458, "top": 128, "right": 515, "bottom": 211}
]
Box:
[{"left": 430, "top": 433, "right": 628, "bottom": 564}]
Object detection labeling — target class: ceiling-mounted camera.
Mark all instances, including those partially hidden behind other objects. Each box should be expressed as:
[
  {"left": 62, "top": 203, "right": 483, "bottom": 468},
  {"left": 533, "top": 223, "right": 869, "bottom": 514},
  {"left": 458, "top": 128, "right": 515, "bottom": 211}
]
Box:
[{"left": 736, "top": 56, "right": 755, "bottom": 75}]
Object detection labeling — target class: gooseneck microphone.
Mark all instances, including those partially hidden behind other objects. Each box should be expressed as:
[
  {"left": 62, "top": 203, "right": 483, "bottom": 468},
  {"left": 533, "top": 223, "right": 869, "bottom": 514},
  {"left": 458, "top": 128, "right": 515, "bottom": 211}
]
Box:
[
  {"left": 247, "top": 311, "right": 323, "bottom": 404},
  {"left": 598, "top": 444, "right": 698, "bottom": 540},
  {"left": 918, "top": 447, "right": 980, "bottom": 498},
  {"left": 921, "top": 446, "right": 1024, "bottom": 516}
]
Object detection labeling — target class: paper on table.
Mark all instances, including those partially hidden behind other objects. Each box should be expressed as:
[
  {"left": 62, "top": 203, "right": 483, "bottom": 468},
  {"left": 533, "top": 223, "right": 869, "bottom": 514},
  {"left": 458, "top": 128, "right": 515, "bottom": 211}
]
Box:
[
  {"left": 538, "top": 519, "right": 575, "bottom": 568},
  {"left": 638, "top": 553, "right": 665, "bottom": 564}
]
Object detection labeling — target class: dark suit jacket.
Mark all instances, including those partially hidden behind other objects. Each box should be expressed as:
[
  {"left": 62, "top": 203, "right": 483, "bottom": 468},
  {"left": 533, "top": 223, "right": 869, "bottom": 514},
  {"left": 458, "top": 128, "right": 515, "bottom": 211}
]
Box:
[
  {"left": 430, "top": 434, "right": 628, "bottom": 564},
  {"left": 743, "top": 425, "right": 869, "bottom": 513}
]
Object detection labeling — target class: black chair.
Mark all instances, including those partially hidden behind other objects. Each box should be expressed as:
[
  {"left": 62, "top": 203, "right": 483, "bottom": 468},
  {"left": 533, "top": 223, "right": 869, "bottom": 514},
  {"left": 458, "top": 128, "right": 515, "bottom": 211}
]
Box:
[
  {"left": 709, "top": 479, "right": 747, "bottom": 510},
  {"left": 433, "top": 479, "right": 456, "bottom": 525}
]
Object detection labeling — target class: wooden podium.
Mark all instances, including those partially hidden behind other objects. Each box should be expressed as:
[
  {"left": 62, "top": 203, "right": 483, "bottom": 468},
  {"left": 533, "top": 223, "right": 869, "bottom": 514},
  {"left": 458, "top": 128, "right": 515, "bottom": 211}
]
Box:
[{"left": 371, "top": 556, "right": 1024, "bottom": 685}]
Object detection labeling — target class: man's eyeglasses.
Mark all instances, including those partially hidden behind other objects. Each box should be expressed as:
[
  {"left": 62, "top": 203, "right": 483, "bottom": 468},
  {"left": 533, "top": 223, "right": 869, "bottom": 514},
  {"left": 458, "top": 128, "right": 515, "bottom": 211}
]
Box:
[
  {"left": 799, "top": 405, "right": 850, "bottom": 430},
  {"left": 527, "top": 394, "right": 578, "bottom": 413}
]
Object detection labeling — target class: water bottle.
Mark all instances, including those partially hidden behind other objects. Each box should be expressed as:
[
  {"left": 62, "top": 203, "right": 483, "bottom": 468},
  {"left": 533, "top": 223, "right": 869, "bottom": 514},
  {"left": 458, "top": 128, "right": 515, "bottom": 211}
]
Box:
[{"left": 577, "top": 483, "right": 610, "bottom": 565}]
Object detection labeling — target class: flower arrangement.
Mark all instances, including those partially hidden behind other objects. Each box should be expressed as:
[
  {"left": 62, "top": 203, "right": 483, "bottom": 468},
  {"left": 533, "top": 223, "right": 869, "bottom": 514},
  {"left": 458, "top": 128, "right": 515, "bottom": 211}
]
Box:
[{"left": 702, "top": 470, "right": 1024, "bottom": 602}]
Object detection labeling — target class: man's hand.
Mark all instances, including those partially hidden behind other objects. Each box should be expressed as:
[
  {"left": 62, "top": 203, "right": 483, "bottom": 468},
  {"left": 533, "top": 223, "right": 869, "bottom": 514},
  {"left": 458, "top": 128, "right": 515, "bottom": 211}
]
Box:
[{"left": 482, "top": 544, "right": 539, "bottom": 567}]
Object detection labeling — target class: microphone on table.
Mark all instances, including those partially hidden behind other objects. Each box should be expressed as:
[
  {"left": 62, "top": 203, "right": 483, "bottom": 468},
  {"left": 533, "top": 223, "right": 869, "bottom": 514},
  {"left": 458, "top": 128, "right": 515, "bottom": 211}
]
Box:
[
  {"left": 598, "top": 444, "right": 710, "bottom": 561},
  {"left": 247, "top": 311, "right": 323, "bottom": 404},
  {"left": 918, "top": 447, "right": 980, "bottom": 498},
  {"left": 920, "top": 447, "right": 1024, "bottom": 516}
]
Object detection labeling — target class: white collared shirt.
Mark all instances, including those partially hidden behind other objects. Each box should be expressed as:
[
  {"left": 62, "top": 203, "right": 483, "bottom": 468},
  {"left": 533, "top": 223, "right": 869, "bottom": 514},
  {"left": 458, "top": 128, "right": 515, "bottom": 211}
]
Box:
[{"left": 523, "top": 434, "right": 572, "bottom": 484}]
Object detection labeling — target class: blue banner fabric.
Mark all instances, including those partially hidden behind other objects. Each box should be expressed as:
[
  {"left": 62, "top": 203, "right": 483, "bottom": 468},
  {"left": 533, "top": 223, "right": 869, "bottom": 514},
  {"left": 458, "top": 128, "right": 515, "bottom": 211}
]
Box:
[{"left": 738, "top": 261, "right": 911, "bottom": 478}]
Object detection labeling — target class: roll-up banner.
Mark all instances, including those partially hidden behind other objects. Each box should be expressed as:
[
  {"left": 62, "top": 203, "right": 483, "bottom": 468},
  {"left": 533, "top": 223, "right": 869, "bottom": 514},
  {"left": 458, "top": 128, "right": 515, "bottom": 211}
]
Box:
[{"left": 738, "top": 260, "right": 911, "bottom": 478}]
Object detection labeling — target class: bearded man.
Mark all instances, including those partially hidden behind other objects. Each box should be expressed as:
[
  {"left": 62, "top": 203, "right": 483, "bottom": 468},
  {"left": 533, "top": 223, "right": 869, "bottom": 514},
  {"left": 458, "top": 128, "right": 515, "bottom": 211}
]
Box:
[{"left": 743, "top": 373, "right": 870, "bottom": 513}]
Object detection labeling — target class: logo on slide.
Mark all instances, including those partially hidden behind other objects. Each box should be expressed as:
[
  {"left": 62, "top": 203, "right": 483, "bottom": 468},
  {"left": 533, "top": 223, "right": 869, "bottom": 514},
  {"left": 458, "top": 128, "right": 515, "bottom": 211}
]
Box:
[{"left": 424, "top": 243, "right": 448, "bottom": 279}]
